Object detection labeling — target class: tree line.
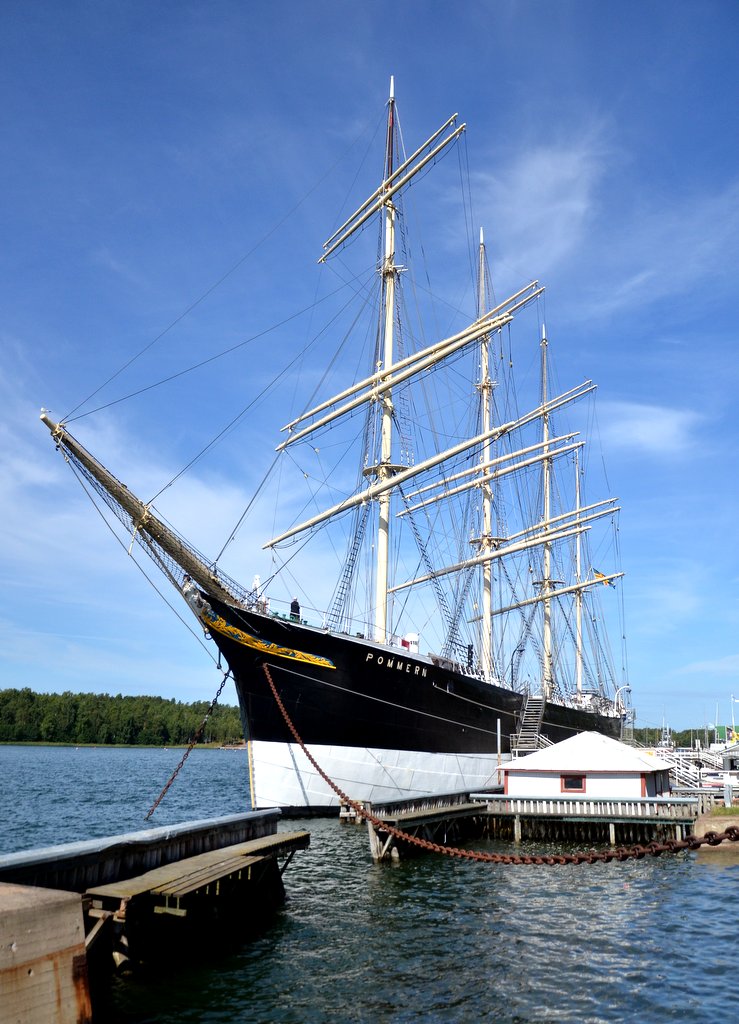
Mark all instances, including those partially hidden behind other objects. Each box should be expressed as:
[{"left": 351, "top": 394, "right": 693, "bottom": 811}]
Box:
[
  {"left": 631, "top": 726, "right": 719, "bottom": 750},
  {"left": 0, "top": 688, "right": 244, "bottom": 746}
]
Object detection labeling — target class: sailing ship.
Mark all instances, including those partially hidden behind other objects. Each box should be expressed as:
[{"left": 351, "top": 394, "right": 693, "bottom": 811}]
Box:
[{"left": 41, "top": 82, "right": 632, "bottom": 809}]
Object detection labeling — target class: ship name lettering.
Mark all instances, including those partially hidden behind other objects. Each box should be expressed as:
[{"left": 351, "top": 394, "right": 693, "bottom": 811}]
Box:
[{"left": 365, "top": 651, "right": 427, "bottom": 677}]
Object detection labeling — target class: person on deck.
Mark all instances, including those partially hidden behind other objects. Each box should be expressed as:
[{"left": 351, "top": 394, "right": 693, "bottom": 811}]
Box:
[{"left": 290, "top": 597, "right": 300, "bottom": 621}]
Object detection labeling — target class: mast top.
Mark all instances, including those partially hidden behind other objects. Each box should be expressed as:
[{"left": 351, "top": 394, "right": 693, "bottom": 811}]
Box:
[{"left": 389, "top": 75, "right": 395, "bottom": 100}]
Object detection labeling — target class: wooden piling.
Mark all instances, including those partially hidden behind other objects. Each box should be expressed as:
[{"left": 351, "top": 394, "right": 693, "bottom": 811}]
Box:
[{"left": 0, "top": 883, "right": 92, "bottom": 1024}]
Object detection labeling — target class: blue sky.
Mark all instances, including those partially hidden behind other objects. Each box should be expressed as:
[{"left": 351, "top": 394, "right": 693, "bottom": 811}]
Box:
[{"left": 2, "top": 0, "right": 739, "bottom": 734}]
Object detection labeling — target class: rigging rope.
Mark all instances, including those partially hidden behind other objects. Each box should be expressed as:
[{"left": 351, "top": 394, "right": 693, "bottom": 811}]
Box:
[
  {"left": 65, "top": 456, "right": 219, "bottom": 661},
  {"left": 64, "top": 97, "right": 384, "bottom": 425}
]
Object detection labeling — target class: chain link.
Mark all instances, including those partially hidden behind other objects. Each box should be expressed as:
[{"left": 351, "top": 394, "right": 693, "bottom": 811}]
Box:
[
  {"left": 263, "top": 665, "right": 739, "bottom": 864},
  {"left": 144, "top": 670, "right": 231, "bottom": 820}
]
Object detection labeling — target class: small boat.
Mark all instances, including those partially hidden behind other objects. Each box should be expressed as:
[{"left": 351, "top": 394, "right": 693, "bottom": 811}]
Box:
[{"left": 42, "top": 80, "right": 633, "bottom": 809}]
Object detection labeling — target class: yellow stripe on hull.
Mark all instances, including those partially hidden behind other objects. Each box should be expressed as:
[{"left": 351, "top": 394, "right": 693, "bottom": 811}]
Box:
[{"left": 202, "top": 608, "right": 336, "bottom": 670}]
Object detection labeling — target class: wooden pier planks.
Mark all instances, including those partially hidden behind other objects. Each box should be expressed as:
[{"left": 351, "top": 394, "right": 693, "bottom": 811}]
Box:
[
  {"left": 86, "top": 830, "right": 309, "bottom": 905},
  {"left": 372, "top": 801, "right": 483, "bottom": 829},
  {"left": 0, "top": 810, "right": 285, "bottom": 895}
]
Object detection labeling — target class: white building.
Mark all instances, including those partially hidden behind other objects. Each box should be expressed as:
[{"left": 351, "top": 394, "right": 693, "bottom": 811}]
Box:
[{"left": 503, "top": 731, "right": 672, "bottom": 800}]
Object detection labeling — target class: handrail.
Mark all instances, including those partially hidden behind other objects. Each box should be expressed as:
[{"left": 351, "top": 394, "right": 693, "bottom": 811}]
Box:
[
  {"left": 472, "top": 793, "right": 698, "bottom": 805},
  {"left": 470, "top": 794, "right": 699, "bottom": 819}
]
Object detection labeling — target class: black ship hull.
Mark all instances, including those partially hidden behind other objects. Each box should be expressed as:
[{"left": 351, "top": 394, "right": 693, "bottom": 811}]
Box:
[{"left": 203, "top": 597, "right": 622, "bottom": 807}]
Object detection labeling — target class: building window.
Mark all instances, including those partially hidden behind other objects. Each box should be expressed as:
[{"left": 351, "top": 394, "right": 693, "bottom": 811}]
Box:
[{"left": 561, "top": 774, "right": 586, "bottom": 793}]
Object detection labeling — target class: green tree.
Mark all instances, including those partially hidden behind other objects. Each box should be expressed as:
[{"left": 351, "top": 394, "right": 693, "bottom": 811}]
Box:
[{"left": 0, "top": 688, "right": 247, "bottom": 745}]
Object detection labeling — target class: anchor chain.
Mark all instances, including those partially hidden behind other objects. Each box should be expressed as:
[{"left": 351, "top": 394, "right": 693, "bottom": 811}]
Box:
[
  {"left": 263, "top": 665, "right": 739, "bottom": 864},
  {"left": 144, "top": 669, "right": 231, "bottom": 820}
]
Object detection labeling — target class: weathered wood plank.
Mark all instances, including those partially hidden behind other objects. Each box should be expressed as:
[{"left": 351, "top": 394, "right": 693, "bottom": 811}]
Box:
[
  {"left": 154, "top": 854, "right": 264, "bottom": 897},
  {"left": 0, "top": 810, "right": 284, "bottom": 894},
  {"left": 0, "top": 883, "right": 92, "bottom": 1024},
  {"left": 86, "top": 831, "right": 309, "bottom": 902}
]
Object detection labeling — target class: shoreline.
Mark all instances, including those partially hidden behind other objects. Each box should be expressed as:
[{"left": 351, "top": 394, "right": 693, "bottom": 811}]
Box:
[{"left": 0, "top": 740, "right": 236, "bottom": 750}]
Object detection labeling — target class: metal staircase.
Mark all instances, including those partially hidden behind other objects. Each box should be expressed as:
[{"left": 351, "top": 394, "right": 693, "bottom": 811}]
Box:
[
  {"left": 651, "top": 747, "right": 723, "bottom": 787},
  {"left": 625, "top": 740, "right": 725, "bottom": 786},
  {"left": 511, "top": 695, "right": 551, "bottom": 754}
]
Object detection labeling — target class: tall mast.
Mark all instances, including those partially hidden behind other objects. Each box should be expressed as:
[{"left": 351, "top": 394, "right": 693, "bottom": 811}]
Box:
[
  {"left": 313, "top": 85, "right": 467, "bottom": 639},
  {"left": 477, "top": 229, "right": 494, "bottom": 680},
  {"left": 541, "top": 324, "right": 553, "bottom": 699},
  {"left": 374, "top": 77, "right": 398, "bottom": 643}
]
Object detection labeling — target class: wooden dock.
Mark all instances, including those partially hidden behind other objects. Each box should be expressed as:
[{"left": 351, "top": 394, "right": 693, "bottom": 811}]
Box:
[
  {"left": 363, "top": 791, "right": 701, "bottom": 861},
  {"left": 0, "top": 809, "right": 286, "bottom": 893},
  {"left": 361, "top": 791, "right": 490, "bottom": 861},
  {"left": 0, "top": 811, "right": 310, "bottom": 1020},
  {"left": 86, "top": 829, "right": 309, "bottom": 920},
  {"left": 475, "top": 793, "right": 698, "bottom": 846}
]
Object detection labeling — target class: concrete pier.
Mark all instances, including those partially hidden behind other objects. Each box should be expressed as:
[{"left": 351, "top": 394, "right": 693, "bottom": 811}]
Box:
[{"left": 694, "top": 811, "right": 739, "bottom": 862}]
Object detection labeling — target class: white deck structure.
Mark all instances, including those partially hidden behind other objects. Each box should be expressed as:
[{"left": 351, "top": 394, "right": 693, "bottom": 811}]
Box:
[{"left": 504, "top": 731, "right": 672, "bottom": 799}]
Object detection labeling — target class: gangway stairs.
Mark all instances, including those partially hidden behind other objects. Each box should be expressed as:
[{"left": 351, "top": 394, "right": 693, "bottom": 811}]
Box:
[
  {"left": 511, "top": 695, "right": 552, "bottom": 755},
  {"left": 650, "top": 748, "right": 722, "bottom": 786},
  {"left": 657, "top": 750, "right": 701, "bottom": 787}
]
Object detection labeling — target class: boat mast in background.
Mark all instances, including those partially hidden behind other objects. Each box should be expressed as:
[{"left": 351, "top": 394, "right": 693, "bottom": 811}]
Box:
[{"left": 575, "top": 449, "right": 584, "bottom": 697}]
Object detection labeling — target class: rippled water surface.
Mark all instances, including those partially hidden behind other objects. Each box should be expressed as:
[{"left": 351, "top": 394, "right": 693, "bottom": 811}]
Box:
[{"left": 1, "top": 745, "right": 736, "bottom": 1023}]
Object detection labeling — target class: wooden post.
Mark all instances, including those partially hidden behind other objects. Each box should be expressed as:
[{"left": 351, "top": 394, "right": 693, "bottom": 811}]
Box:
[
  {"left": 609, "top": 823, "right": 616, "bottom": 846},
  {"left": 366, "top": 819, "right": 385, "bottom": 863},
  {"left": 513, "top": 815, "right": 522, "bottom": 843},
  {"left": 0, "top": 883, "right": 92, "bottom": 1024}
]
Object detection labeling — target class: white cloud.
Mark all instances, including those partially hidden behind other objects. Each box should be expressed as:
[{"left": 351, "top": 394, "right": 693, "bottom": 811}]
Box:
[
  {"left": 581, "top": 179, "right": 739, "bottom": 319},
  {"left": 676, "top": 654, "right": 739, "bottom": 678},
  {"left": 595, "top": 400, "right": 702, "bottom": 456},
  {"left": 462, "top": 124, "right": 739, "bottom": 324},
  {"left": 466, "top": 127, "right": 611, "bottom": 287},
  {"left": 1, "top": 352, "right": 352, "bottom": 682}
]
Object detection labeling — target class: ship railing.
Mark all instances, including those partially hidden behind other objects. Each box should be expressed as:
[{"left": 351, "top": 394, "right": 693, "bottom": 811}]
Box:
[
  {"left": 556, "top": 691, "right": 622, "bottom": 717},
  {"left": 509, "top": 733, "right": 554, "bottom": 755},
  {"left": 361, "top": 790, "right": 482, "bottom": 822}
]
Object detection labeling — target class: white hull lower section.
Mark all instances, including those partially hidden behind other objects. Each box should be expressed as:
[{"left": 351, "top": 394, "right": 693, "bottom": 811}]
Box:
[{"left": 250, "top": 740, "right": 506, "bottom": 809}]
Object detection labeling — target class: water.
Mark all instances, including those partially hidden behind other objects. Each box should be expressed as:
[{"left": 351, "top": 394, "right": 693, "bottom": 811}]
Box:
[
  {"left": 1, "top": 745, "right": 736, "bottom": 1023},
  {"left": 0, "top": 745, "right": 251, "bottom": 850}
]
